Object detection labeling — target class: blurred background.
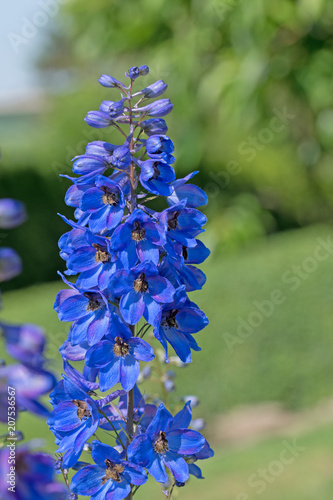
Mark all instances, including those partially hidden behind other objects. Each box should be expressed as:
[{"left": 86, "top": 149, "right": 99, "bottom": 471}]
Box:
[{"left": 1, "top": 0, "right": 333, "bottom": 498}]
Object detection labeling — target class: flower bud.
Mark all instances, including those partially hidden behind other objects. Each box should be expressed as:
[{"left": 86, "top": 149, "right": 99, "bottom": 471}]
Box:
[
  {"left": 183, "top": 395, "right": 199, "bottom": 407},
  {"left": 99, "top": 99, "right": 125, "bottom": 119},
  {"left": 137, "top": 99, "right": 173, "bottom": 117},
  {"left": 85, "top": 111, "right": 112, "bottom": 129},
  {"left": 98, "top": 74, "right": 126, "bottom": 89},
  {"left": 111, "top": 146, "right": 131, "bottom": 169},
  {"left": 190, "top": 418, "right": 206, "bottom": 431},
  {"left": 140, "top": 80, "right": 168, "bottom": 98},
  {"left": 0, "top": 199, "right": 26, "bottom": 229},
  {"left": 0, "top": 248, "right": 22, "bottom": 282},
  {"left": 127, "top": 66, "right": 141, "bottom": 79},
  {"left": 139, "top": 65, "right": 149, "bottom": 75},
  {"left": 164, "top": 379, "right": 175, "bottom": 393},
  {"left": 139, "top": 118, "right": 168, "bottom": 136}
]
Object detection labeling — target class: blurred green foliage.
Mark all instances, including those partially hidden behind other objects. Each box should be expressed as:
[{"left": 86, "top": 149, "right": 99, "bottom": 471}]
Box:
[{"left": 3, "top": 0, "right": 333, "bottom": 287}]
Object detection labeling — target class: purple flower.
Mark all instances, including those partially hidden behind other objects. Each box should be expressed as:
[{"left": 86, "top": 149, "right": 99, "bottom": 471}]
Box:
[
  {"left": 136, "top": 80, "right": 168, "bottom": 99},
  {"left": 136, "top": 99, "right": 173, "bottom": 117},
  {"left": 146, "top": 135, "right": 174, "bottom": 164},
  {"left": 0, "top": 364, "right": 56, "bottom": 421},
  {"left": 85, "top": 314, "right": 154, "bottom": 392},
  {"left": 1, "top": 322, "right": 46, "bottom": 368},
  {"left": 139, "top": 118, "right": 168, "bottom": 136},
  {"left": 140, "top": 159, "right": 175, "bottom": 196},
  {"left": 48, "top": 377, "right": 101, "bottom": 468},
  {"left": 110, "top": 261, "right": 175, "bottom": 325},
  {"left": 111, "top": 208, "right": 166, "bottom": 267},
  {"left": 0, "top": 248, "right": 22, "bottom": 282},
  {"left": 167, "top": 171, "right": 208, "bottom": 208},
  {"left": 0, "top": 199, "right": 26, "bottom": 229},
  {"left": 128, "top": 403, "right": 205, "bottom": 483},
  {"left": 54, "top": 284, "right": 114, "bottom": 346},
  {"left": 99, "top": 74, "right": 126, "bottom": 89},
  {"left": 159, "top": 201, "right": 207, "bottom": 248},
  {"left": 99, "top": 99, "right": 126, "bottom": 119},
  {"left": 71, "top": 441, "right": 147, "bottom": 499},
  {"left": 0, "top": 443, "right": 67, "bottom": 500},
  {"left": 80, "top": 175, "right": 125, "bottom": 233}
]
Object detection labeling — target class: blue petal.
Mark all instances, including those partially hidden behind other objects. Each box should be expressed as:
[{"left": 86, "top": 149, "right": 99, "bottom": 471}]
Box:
[
  {"left": 163, "top": 451, "right": 189, "bottom": 483},
  {"left": 80, "top": 188, "right": 104, "bottom": 212},
  {"left": 167, "top": 429, "right": 205, "bottom": 455},
  {"left": 119, "top": 355, "right": 140, "bottom": 391},
  {"left": 128, "top": 434, "right": 153, "bottom": 467},
  {"left": 147, "top": 275, "right": 175, "bottom": 303},
  {"left": 71, "top": 465, "right": 105, "bottom": 495},
  {"left": 147, "top": 404, "right": 173, "bottom": 437},
  {"left": 129, "top": 338, "right": 155, "bottom": 362},
  {"left": 91, "top": 440, "right": 122, "bottom": 466},
  {"left": 122, "top": 462, "right": 148, "bottom": 486},
  {"left": 170, "top": 401, "right": 192, "bottom": 430},
  {"left": 146, "top": 453, "right": 168, "bottom": 483},
  {"left": 86, "top": 341, "right": 114, "bottom": 368},
  {"left": 99, "top": 357, "right": 121, "bottom": 392},
  {"left": 120, "top": 290, "right": 145, "bottom": 325}
]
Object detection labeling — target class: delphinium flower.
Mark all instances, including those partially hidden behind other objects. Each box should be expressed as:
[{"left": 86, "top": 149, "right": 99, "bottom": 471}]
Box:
[
  {"left": 0, "top": 199, "right": 67, "bottom": 499},
  {"left": 50, "top": 66, "right": 212, "bottom": 499}
]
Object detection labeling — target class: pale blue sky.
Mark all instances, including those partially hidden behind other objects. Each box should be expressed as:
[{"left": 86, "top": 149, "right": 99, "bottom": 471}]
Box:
[{"left": 0, "top": 0, "right": 53, "bottom": 96}]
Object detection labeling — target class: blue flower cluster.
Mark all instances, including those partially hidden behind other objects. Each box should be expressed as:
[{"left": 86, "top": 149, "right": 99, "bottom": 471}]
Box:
[
  {"left": 50, "top": 65, "right": 212, "bottom": 499},
  {"left": 0, "top": 199, "right": 67, "bottom": 500}
]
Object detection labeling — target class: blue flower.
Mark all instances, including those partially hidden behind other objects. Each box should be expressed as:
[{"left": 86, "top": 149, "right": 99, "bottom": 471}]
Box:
[
  {"left": 146, "top": 135, "right": 174, "bottom": 164},
  {"left": 64, "top": 229, "right": 117, "bottom": 289},
  {"left": 85, "top": 110, "right": 114, "bottom": 129},
  {"left": 99, "top": 74, "right": 126, "bottom": 89},
  {"left": 154, "top": 287, "right": 208, "bottom": 363},
  {"left": 48, "top": 377, "right": 101, "bottom": 468},
  {"left": 85, "top": 314, "right": 154, "bottom": 392},
  {"left": 128, "top": 403, "right": 206, "bottom": 483},
  {"left": 136, "top": 99, "right": 173, "bottom": 117},
  {"left": 139, "top": 118, "right": 168, "bottom": 136},
  {"left": 0, "top": 198, "right": 26, "bottom": 229},
  {"left": 140, "top": 160, "right": 175, "bottom": 196},
  {"left": 110, "top": 261, "right": 175, "bottom": 325},
  {"left": 80, "top": 175, "right": 125, "bottom": 233},
  {"left": 0, "top": 443, "right": 67, "bottom": 500},
  {"left": 0, "top": 247, "right": 22, "bottom": 282},
  {"left": 135, "top": 80, "right": 168, "bottom": 99},
  {"left": 1, "top": 322, "right": 45, "bottom": 368},
  {"left": 99, "top": 99, "right": 126, "bottom": 119},
  {"left": 54, "top": 283, "right": 114, "bottom": 346},
  {"left": 111, "top": 208, "right": 166, "bottom": 267},
  {"left": 72, "top": 155, "right": 109, "bottom": 176},
  {"left": 71, "top": 441, "right": 147, "bottom": 499},
  {"left": 159, "top": 201, "right": 207, "bottom": 248},
  {"left": 167, "top": 171, "right": 208, "bottom": 208},
  {"left": 111, "top": 145, "right": 131, "bottom": 170},
  {"left": 0, "top": 364, "right": 56, "bottom": 421}
]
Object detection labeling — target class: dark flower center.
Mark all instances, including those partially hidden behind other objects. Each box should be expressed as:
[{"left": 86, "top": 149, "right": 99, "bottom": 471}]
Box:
[
  {"left": 134, "top": 273, "right": 149, "bottom": 293},
  {"left": 84, "top": 293, "right": 102, "bottom": 312},
  {"left": 151, "top": 162, "right": 161, "bottom": 179},
  {"left": 72, "top": 400, "right": 91, "bottom": 420},
  {"left": 101, "top": 459, "right": 124, "bottom": 484},
  {"left": 101, "top": 186, "right": 118, "bottom": 206},
  {"left": 182, "top": 246, "right": 188, "bottom": 260},
  {"left": 92, "top": 243, "right": 111, "bottom": 264},
  {"left": 165, "top": 309, "right": 179, "bottom": 329},
  {"left": 153, "top": 431, "right": 169, "bottom": 454},
  {"left": 167, "top": 211, "right": 180, "bottom": 231},
  {"left": 113, "top": 337, "right": 129, "bottom": 357},
  {"left": 131, "top": 221, "right": 146, "bottom": 242}
]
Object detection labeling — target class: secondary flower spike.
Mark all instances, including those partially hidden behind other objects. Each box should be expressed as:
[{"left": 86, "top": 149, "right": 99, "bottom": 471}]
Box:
[{"left": 49, "top": 65, "right": 213, "bottom": 499}]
